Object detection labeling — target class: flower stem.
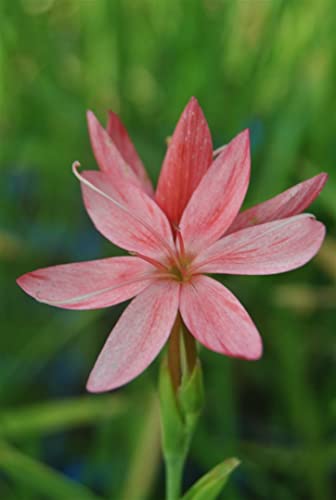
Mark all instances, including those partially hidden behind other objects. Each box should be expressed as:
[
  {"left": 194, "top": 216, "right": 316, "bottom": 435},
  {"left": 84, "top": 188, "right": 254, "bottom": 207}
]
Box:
[
  {"left": 160, "top": 317, "right": 203, "bottom": 499},
  {"left": 165, "top": 316, "right": 186, "bottom": 499},
  {"left": 168, "top": 315, "right": 182, "bottom": 391},
  {"left": 165, "top": 454, "right": 185, "bottom": 500}
]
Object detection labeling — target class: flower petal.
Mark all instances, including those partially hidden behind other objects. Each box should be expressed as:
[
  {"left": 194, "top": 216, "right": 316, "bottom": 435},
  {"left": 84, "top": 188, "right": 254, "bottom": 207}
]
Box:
[
  {"left": 17, "top": 257, "right": 155, "bottom": 310},
  {"left": 155, "top": 97, "right": 213, "bottom": 225},
  {"left": 106, "top": 110, "right": 154, "bottom": 195},
  {"left": 228, "top": 173, "right": 328, "bottom": 234},
  {"left": 87, "top": 280, "right": 180, "bottom": 392},
  {"left": 180, "top": 130, "right": 250, "bottom": 254},
  {"left": 87, "top": 111, "right": 147, "bottom": 192},
  {"left": 180, "top": 276, "right": 262, "bottom": 360},
  {"left": 194, "top": 214, "right": 326, "bottom": 275},
  {"left": 76, "top": 167, "right": 175, "bottom": 261}
]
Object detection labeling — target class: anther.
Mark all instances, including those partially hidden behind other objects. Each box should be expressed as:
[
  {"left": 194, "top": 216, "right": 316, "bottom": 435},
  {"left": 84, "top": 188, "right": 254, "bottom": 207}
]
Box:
[{"left": 173, "top": 224, "right": 185, "bottom": 258}]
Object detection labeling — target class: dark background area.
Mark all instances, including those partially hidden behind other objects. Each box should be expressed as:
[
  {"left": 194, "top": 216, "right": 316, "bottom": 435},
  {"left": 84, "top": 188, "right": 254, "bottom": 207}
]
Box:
[{"left": 0, "top": 1, "right": 335, "bottom": 499}]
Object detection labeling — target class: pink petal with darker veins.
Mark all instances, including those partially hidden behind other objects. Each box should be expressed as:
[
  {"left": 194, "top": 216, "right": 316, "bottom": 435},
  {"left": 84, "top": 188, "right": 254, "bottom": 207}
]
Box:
[
  {"left": 16, "top": 257, "right": 155, "bottom": 310},
  {"left": 228, "top": 173, "right": 328, "bottom": 234},
  {"left": 77, "top": 169, "right": 175, "bottom": 261},
  {"left": 155, "top": 97, "right": 213, "bottom": 226},
  {"left": 180, "top": 129, "right": 250, "bottom": 254},
  {"left": 87, "top": 281, "right": 180, "bottom": 392},
  {"left": 180, "top": 275, "right": 262, "bottom": 360},
  {"left": 87, "top": 111, "right": 146, "bottom": 193},
  {"left": 106, "top": 111, "right": 153, "bottom": 195},
  {"left": 193, "top": 214, "right": 326, "bottom": 275}
]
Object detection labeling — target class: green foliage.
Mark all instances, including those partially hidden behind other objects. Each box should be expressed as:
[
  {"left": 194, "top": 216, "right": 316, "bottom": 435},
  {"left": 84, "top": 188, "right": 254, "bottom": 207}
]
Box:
[
  {"left": 0, "top": 395, "right": 126, "bottom": 438},
  {"left": 182, "top": 458, "right": 240, "bottom": 500},
  {"left": 0, "top": 440, "right": 101, "bottom": 500},
  {"left": 0, "top": 0, "right": 335, "bottom": 499}
]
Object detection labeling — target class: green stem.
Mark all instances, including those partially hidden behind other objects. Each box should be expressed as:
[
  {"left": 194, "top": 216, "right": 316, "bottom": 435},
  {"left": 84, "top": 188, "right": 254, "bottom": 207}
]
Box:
[
  {"left": 165, "top": 454, "right": 185, "bottom": 500},
  {"left": 168, "top": 315, "right": 182, "bottom": 391},
  {"left": 165, "top": 316, "right": 185, "bottom": 499},
  {"left": 160, "top": 318, "right": 202, "bottom": 499}
]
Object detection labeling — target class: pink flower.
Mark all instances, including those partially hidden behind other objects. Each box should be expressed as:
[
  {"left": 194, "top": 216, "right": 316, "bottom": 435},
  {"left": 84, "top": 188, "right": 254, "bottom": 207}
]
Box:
[{"left": 17, "top": 98, "right": 327, "bottom": 392}]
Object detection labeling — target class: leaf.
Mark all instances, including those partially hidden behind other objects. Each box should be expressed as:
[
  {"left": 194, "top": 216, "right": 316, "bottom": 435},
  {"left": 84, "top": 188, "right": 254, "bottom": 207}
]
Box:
[
  {"left": 0, "top": 311, "right": 101, "bottom": 401},
  {"left": 182, "top": 458, "right": 240, "bottom": 500},
  {"left": 120, "top": 392, "right": 161, "bottom": 500},
  {"left": 0, "top": 395, "right": 127, "bottom": 438},
  {"left": 0, "top": 440, "right": 102, "bottom": 500}
]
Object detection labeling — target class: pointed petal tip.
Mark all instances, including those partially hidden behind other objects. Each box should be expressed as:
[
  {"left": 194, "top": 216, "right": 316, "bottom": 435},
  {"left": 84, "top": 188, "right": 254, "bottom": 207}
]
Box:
[
  {"left": 239, "top": 127, "right": 250, "bottom": 142},
  {"left": 156, "top": 96, "right": 212, "bottom": 224},
  {"left": 181, "top": 97, "right": 200, "bottom": 116},
  {"left": 241, "top": 339, "right": 263, "bottom": 361},
  {"left": 301, "top": 216, "right": 326, "bottom": 249},
  {"left": 185, "top": 96, "right": 201, "bottom": 111},
  {"left": 207, "top": 336, "right": 263, "bottom": 361},
  {"left": 87, "top": 111, "right": 104, "bottom": 136},
  {"left": 315, "top": 219, "right": 327, "bottom": 246},
  {"left": 107, "top": 109, "right": 123, "bottom": 123},
  {"left": 16, "top": 274, "right": 25, "bottom": 290},
  {"left": 217, "top": 128, "right": 249, "bottom": 149},
  {"left": 85, "top": 282, "right": 179, "bottom": 394},
  {"left": 226, "top": 332, "right": 263, "bottom": 361},
  {"left": 16, "top": 272, "right": 32, "bottom": 290},
  {"left": 223, "top": 128, "right": 250, "bottom": 156},
  {"left": 304, "top": 172, "right": 329, "bottom": 200},
  {"left": 107, "top": 109, "right": 117, "bottom": 120},
  {"left": 236, "top": 128, "right": 251, "bottom": 158},
  {"left": 227, "top": 171, "right": 328, "bottom": 235},
  {"left": 86, "top": 365, "right": 131, "bottom": 392},
  {"left": 86, "top": 109, "right": 95, "bottom": 121},
  {"left": 310, "top": 171, "right": 328, "bottom": 190},
  {"left": 225, "top": 331, "right": 263, "bottom": 361},
  {"left": 86, "top": 110, "right": 103, "bottom": 131},
  {"left": 86, "top": 377, "right": 110, "bottom": 393},
  {"left": 318, "top": 172, "right": 329, "bottom": 185},
  {"left": 86, "top": 110, "right": 99, "bottom": 134},
  {"left": 180, "top": 276, "right": 263, "bottom": 363},
  {"left": 16, "top": 272, "right": 41, "bottom": 302},
  {"left": 86, "top": 378, "right": 95, "bottom": 393},
  {"left": 180, "top": 126, "right": 251, "bottom": 252}
]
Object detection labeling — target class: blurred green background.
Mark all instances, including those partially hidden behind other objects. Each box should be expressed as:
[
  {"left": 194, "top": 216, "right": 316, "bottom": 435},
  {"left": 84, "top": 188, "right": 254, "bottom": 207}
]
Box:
[{"left": 0, "top": 0, "right": 335, "bottom": 499}]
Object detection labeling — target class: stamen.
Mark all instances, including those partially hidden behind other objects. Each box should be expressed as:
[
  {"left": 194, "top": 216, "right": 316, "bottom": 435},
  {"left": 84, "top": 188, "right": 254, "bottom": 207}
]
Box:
[
  {"left": 213, "top": 144, "right": 227, "bottom": 157},
  {"left": 174, "top": 224, "right": 185, "bottom": 258},
  {"left": 72, "top": 162, "right": 181, "bottom": 267},
  {"left": 129, "top": 252, "right": 169, "bottom": 272}
]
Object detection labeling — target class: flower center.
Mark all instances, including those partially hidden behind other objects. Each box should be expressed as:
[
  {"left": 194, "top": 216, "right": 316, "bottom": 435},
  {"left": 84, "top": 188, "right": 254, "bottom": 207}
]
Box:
[
  {"left": 168, "top": 255, "right": 193, "bottom": 282},
  {"left": 167, "top": 226, "right": 194, "bottom": 282},
  {"left": 129, "top": 226, "right": 195, "bottom": 282}
]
